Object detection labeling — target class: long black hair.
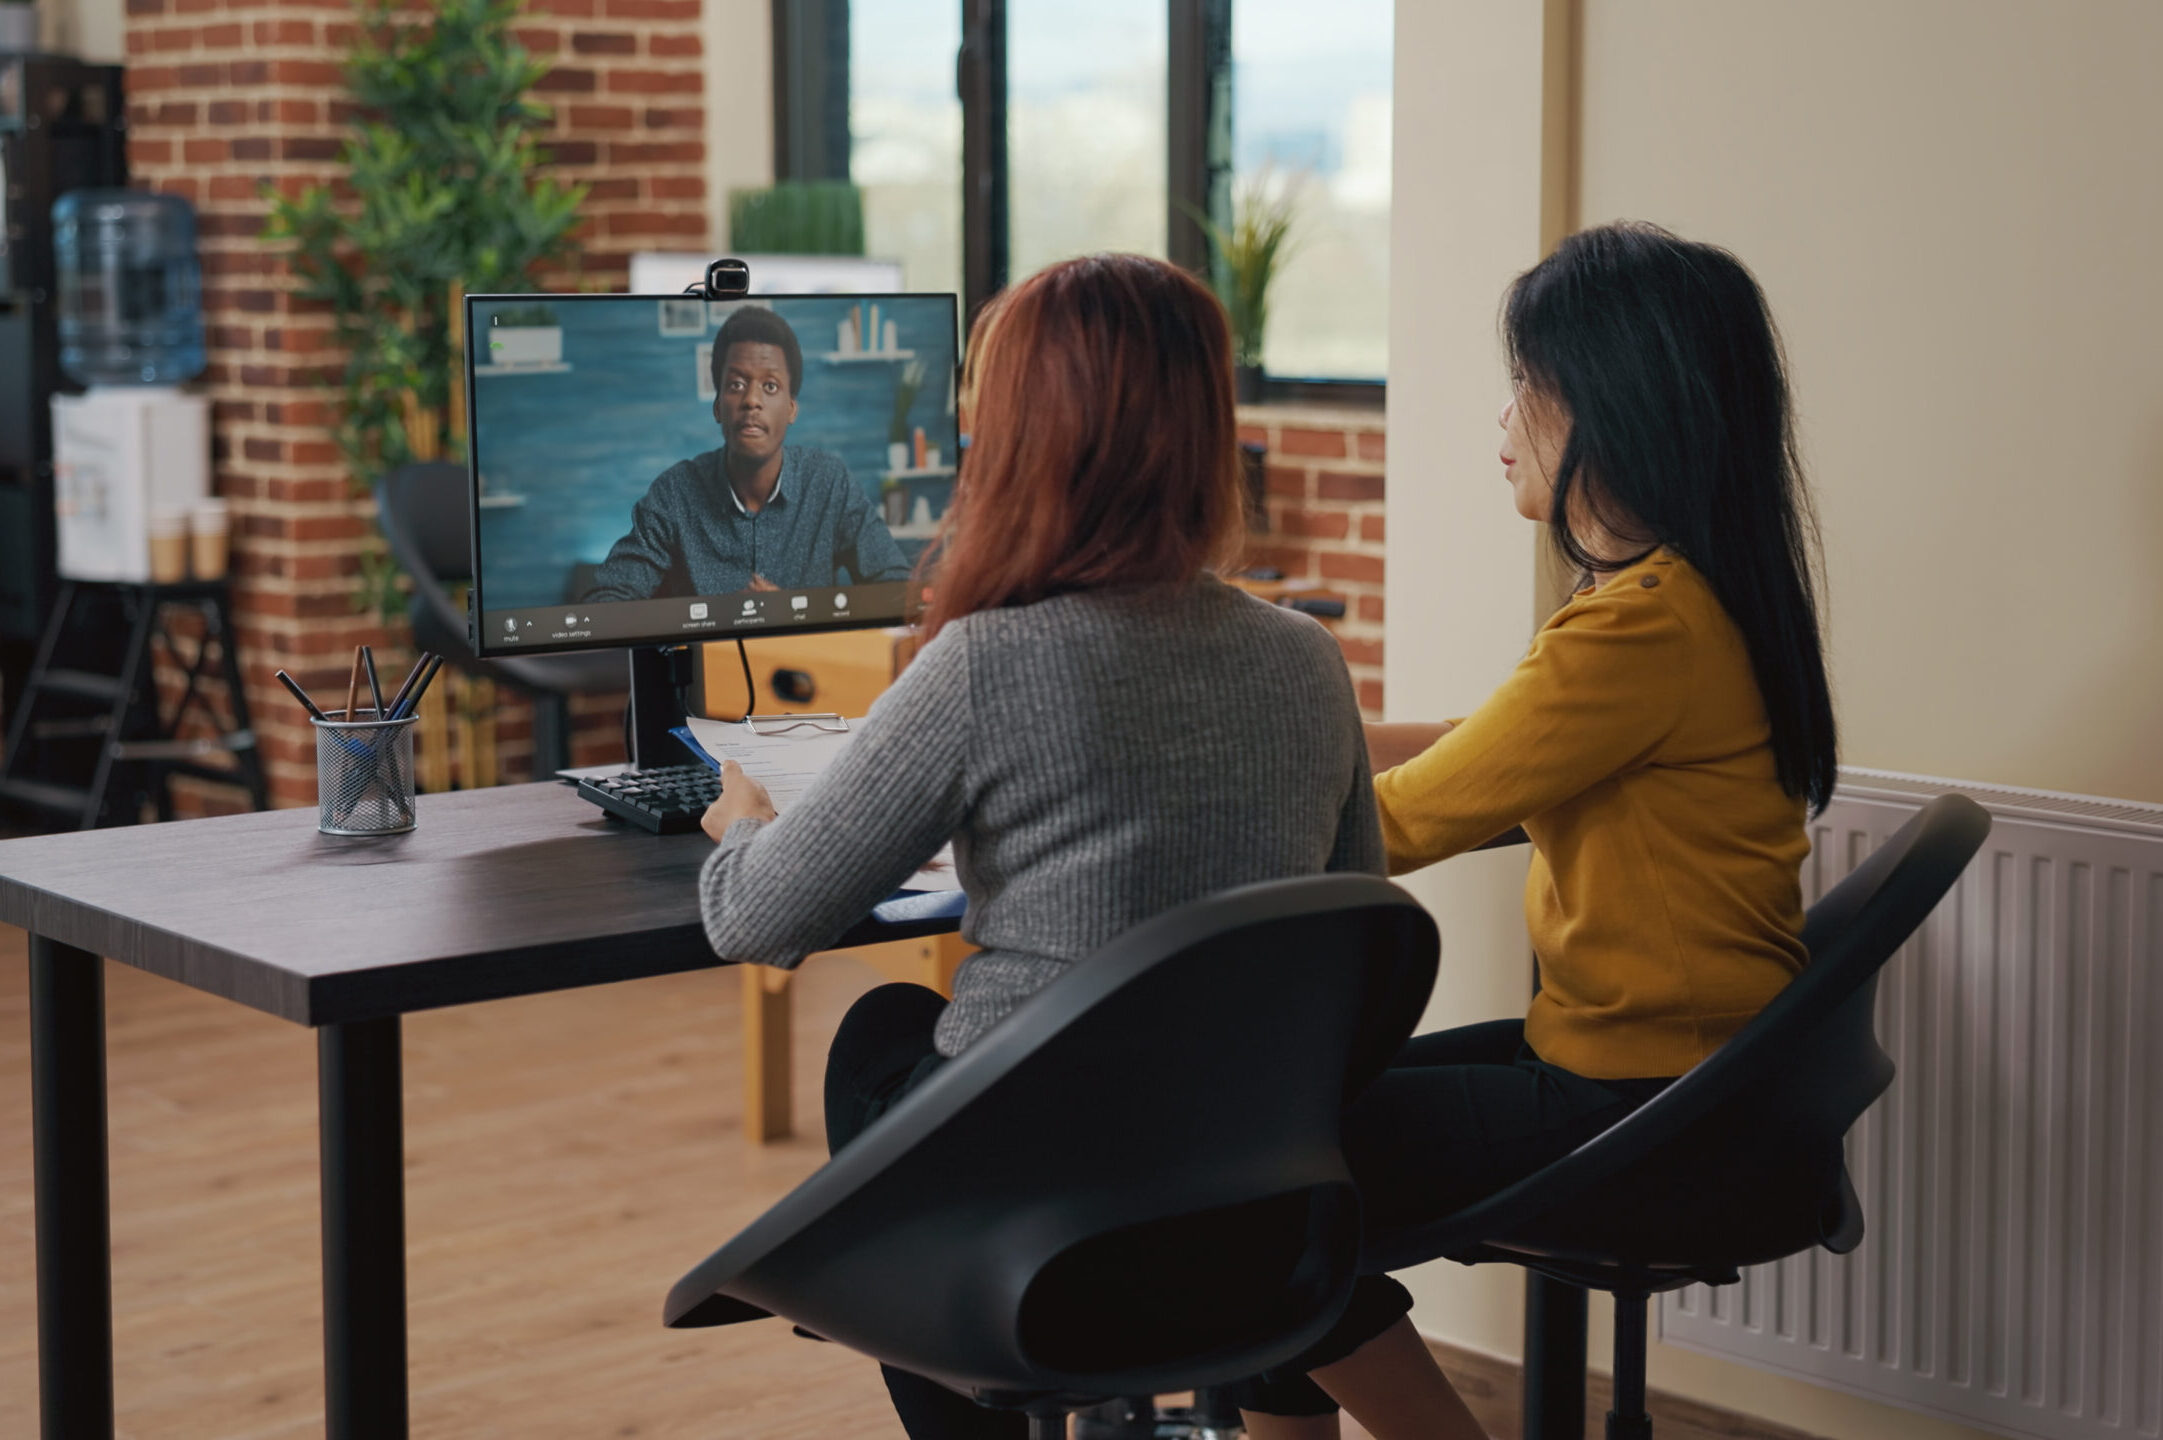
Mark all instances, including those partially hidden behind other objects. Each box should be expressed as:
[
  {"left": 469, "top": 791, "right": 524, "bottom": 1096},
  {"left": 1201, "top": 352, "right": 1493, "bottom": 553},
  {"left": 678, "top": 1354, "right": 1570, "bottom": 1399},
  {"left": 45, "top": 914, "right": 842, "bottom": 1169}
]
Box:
[{"left": 1504, "top": 221, "right": 1838, "bottom": 814}]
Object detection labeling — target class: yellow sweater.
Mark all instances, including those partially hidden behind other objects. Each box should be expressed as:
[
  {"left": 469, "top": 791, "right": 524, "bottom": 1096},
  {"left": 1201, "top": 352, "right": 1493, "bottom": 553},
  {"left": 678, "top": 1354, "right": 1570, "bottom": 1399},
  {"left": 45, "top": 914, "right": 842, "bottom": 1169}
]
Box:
[{"left": 1374, "top": 549, "right": 1808, "bottom": 1079}]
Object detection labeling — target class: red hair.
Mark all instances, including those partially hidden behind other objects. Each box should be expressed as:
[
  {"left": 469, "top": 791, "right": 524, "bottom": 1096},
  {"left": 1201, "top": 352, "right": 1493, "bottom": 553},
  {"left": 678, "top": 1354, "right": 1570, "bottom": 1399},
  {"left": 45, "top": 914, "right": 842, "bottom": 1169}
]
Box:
[{"left": 918, "top": 253, "right": 1246, "bottom": 640}]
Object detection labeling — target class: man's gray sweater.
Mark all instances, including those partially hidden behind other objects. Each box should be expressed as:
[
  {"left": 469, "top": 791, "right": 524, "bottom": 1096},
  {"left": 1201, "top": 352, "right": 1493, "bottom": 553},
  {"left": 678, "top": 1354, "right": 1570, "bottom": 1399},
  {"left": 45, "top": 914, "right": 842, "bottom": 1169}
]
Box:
[{"left": 699, "top": 576, "right": 1385, "bottom": 1056}]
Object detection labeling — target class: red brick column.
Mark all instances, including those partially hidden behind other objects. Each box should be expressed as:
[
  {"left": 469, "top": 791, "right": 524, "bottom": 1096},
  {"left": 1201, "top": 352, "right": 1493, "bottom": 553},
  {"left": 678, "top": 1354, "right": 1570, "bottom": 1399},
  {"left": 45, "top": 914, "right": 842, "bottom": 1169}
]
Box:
[
  {"left": 1237, "top": 405, "right": 1387, "bottom": 717},
  {"left": 123, "top": 0, "right": 708, "bottom": 807}
]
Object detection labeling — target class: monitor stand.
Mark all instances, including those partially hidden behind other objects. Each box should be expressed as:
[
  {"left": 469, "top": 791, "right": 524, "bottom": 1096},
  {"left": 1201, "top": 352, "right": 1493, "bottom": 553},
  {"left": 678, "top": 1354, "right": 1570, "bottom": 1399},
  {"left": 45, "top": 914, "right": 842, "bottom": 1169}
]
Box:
[{"left": 626, "top": 644, "right": 700, "bottom": 770}]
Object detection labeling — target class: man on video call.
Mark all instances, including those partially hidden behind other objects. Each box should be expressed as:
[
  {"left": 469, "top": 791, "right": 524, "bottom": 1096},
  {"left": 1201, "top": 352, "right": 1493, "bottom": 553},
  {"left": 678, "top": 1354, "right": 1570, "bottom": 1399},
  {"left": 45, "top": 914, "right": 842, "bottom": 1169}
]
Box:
[{"left": 582, "top": 306, "right": 912, "bottom": 602}]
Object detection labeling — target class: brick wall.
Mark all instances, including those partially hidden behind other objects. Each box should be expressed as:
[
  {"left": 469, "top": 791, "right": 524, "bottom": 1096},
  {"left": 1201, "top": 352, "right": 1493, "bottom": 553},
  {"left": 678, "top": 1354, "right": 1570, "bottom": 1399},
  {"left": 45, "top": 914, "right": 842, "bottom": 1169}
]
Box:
[
  {"left": 122, "top": 0, "right": 708, "bottom": 808},
  {"left": 1237, "top": 404, "right": 1387, "bottom": 718}
]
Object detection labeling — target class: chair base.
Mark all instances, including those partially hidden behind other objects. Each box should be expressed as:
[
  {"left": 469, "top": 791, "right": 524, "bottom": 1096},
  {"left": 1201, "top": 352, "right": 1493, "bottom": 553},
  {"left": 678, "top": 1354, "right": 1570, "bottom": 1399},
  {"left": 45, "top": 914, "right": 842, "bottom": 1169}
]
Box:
[{"left": 1060, "top": 1388, "right": 1246, "bottom": 1439}]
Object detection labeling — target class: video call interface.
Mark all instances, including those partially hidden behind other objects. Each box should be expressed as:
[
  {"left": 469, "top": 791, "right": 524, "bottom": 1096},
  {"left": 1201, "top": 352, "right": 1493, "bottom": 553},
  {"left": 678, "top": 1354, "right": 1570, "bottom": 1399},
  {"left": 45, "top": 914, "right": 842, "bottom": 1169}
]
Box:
[{"left": 467, "top": 292, "right": 961, "bottom": 656}]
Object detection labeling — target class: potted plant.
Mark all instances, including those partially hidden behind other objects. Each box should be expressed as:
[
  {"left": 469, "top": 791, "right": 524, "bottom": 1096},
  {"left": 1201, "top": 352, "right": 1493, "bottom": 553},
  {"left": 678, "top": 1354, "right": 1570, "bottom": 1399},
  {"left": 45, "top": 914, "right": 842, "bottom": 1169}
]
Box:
[
  {"left": 483, "top": 302, "right": 562, "bottom": 369},
  {"left": 1195, "top": 174, "right": 1301, "bottom": 404},
  {"left": 728, "top": 181, "right": 867, "bottom": 256},
  {"left": 263, "top": 0, "right": 586, "bottom": 617}
]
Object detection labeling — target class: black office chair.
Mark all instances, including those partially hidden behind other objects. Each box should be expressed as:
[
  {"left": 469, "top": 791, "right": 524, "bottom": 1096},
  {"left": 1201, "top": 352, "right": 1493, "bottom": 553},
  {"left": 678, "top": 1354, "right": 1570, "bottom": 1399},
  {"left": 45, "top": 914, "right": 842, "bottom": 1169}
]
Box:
[
  {"left": 375, "top": 461, "right": 624, "bottom": 773},
  {"left": 663, "top": 874, "right": 1441, "bottom": 1437},
  {"left": 1362, "top": 793, "right": 1993, "bottom": 1440}
]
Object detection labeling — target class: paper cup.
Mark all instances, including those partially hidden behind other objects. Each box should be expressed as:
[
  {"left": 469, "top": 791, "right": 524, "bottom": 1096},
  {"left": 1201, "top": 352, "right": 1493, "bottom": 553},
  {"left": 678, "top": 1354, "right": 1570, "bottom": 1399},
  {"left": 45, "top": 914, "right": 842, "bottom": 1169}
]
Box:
[
  {"left": 190, "top": 498, "right": 230, "bottom": 579},
  {"left": 149, "top": 506, "right": 190, "bottom": 584}
]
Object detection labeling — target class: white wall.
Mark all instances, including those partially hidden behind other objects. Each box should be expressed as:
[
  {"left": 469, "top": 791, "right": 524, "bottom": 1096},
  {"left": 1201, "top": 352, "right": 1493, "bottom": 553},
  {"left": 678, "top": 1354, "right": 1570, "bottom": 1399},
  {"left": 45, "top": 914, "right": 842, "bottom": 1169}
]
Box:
[
  {"left": 1384, "top": 0, "right": 1548, "bottom": 1367},
  {"left": 1577, "top": 0, "right": 2163, "bottom": 807},
  {"left": 1389, "top": 3, "right": 2162, "bottom": 1437},
  {"left": 704, "top": 0, "right": 774, "bottom": 247}
]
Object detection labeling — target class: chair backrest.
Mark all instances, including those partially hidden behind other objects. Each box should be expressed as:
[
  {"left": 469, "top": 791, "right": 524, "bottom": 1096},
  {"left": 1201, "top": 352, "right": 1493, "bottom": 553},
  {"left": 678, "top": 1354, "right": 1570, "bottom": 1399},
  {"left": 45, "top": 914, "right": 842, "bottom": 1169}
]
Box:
[
  {"left": 665, "top": 874, "right": 1439, "bottom": 1401},
  {"left": 376, "top": 459, "right": 473, "bottom": 581},
  {"left": 374, "top": 461, "right": 474, "bottom": 660},
  {"left": 1361, "top": 793, "right": 1992, "bottom": 1274}
]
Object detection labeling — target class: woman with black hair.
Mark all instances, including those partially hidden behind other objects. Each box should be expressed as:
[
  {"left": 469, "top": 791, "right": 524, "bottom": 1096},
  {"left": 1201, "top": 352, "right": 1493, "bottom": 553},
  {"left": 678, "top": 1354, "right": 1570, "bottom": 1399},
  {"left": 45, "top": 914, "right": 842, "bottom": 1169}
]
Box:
[{"left": 1237, "top": 222, "right": 1839, "bottom": 1439}]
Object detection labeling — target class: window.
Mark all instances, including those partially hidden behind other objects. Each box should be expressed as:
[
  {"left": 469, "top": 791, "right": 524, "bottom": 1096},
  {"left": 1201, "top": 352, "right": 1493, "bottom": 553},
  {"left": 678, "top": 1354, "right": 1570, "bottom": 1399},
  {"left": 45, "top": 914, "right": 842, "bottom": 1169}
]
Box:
[
  {"left": 777, "top": 0, "right": 1390, "bottom": 389},
  {"left": 1007, "top": 0, "right": 1167, "bottom": 278},
  {"left": 849, "top": 3, "right": 963, "bottom": 299},
  {"left": 1231, "top": 0, "right": 1390, "bottom": 381}
]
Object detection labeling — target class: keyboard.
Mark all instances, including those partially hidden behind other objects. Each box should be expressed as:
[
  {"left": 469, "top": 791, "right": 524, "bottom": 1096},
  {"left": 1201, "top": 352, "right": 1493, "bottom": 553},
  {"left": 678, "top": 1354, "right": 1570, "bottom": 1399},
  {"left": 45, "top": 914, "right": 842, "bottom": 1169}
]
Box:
[{"left": 575, "top": 765, "right": 722, "bottom": 834}]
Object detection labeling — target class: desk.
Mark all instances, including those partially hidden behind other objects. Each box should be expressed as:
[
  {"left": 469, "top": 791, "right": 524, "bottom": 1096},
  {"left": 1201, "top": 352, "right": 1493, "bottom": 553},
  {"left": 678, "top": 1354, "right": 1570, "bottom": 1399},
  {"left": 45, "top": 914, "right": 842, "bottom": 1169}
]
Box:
[{"left": 0, "top": 781, "right": 955, "bottom": 1440}]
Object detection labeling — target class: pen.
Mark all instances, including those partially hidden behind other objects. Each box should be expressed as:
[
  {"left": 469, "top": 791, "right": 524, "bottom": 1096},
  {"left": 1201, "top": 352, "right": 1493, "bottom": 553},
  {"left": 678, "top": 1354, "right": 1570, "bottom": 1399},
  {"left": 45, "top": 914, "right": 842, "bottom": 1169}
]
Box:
[
  {"left": 362, "top": 646, "right": 385, "bottom": 718},
  {"left": 383, "top": 652, "right": 432, "bottom": 720},
  {"left": 393, "top": 654, "right": 446, "bottom": 722},
  {"left": 343, "top": 647, "right": 363, "bottom": 725},
  {"left": 275, "top": 669, "right": 332, "bottom": 724}
]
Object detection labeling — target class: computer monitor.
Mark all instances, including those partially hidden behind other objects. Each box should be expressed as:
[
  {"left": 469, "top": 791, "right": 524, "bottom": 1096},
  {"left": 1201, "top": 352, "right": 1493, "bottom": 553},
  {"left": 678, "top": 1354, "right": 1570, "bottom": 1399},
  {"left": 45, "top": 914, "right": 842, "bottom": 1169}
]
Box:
[{"left": 464, "top": 290, "right": 960, "bottom": 660}]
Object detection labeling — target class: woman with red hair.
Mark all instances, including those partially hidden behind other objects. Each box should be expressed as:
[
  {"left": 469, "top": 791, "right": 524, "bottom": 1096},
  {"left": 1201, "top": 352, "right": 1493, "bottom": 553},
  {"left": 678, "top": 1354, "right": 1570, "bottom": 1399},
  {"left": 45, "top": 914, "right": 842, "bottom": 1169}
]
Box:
[{"left": 696, "top": 252, "right": 1387, "bottom": 1437}]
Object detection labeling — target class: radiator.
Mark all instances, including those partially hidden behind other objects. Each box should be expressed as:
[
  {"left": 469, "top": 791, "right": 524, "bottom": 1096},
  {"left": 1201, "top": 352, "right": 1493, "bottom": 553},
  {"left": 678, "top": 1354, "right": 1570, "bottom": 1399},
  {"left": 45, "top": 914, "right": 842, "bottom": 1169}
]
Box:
[{"left": 1660, "top": 768, "right": 2163, "bottom": 1440}]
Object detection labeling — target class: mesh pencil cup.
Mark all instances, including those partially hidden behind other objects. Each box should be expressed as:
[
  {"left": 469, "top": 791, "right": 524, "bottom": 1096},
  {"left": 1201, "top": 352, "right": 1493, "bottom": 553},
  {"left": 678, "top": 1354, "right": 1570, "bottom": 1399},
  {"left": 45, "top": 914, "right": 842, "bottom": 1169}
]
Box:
[{"left": 314, "top": 710, "right": 419, "bottom": 836}]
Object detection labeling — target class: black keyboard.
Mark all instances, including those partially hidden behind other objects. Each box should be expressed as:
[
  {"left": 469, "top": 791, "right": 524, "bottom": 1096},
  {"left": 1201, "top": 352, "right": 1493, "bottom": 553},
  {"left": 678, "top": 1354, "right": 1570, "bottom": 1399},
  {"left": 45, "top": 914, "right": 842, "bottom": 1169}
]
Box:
[{"left": 575, "top": 765, "right": 722, "bottom": 834}]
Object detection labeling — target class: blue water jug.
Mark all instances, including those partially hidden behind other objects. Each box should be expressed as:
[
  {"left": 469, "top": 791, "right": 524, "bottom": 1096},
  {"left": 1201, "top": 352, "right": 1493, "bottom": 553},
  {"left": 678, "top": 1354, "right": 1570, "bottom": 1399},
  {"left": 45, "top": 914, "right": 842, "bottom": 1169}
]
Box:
[{"left": 53, "top": 189, "right": 207, "bottom": 387}]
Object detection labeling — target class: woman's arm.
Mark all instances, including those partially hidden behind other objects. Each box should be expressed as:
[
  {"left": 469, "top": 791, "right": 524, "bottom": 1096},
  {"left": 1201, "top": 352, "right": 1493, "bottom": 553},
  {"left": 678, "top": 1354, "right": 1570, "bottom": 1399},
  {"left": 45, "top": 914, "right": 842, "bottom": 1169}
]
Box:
[
  {"left": 1364, "top": 722, "right": 1455, "bottom": 774},
  {"left": 697, "top": 628, "right": 971, "bottom": 966},
  {"left": 1374, "top": 590, "right": 1691, "bottom": 873}
]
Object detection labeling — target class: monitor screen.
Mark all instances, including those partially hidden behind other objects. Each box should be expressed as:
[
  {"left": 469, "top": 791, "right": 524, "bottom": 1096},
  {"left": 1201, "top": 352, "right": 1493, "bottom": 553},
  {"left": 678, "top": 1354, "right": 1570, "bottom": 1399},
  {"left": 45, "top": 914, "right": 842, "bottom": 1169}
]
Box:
[{"left": 466, "top": 291, "right": 960, "bottom": 657}]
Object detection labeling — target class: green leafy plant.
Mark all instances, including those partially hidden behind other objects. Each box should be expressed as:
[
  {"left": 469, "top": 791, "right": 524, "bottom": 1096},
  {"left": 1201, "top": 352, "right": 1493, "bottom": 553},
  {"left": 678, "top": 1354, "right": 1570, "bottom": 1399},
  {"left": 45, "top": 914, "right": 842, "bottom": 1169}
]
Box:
[
  {"left": 728, "top": 181, "right": 866, "bottom": 256},
  {"left": 1191, "top": 172, "right": 1303, "bottom": 371},
  {"left": 263, "top": 0, "right": 587, "bottom": 616}
]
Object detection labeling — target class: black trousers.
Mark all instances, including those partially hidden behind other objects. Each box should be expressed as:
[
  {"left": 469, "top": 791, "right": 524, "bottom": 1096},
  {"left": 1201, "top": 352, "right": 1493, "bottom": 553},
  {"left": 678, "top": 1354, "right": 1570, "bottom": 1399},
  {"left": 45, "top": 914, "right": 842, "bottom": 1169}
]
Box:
[
  {"left": 1238, "top": 1018, "right": 1673, "bottom": 1416},
  {"left": 824, "top": 988, "right": 1672, "bottom": 1428},
  {"left": 823, "top": 983, "right": 1025, "bottom": 1440}
]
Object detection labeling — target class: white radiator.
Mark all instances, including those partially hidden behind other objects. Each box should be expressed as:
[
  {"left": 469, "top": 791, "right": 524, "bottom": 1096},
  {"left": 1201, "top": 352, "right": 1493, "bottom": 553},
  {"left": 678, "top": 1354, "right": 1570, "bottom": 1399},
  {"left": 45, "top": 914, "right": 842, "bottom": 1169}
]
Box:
[{"left": 1660, "top": 768, "right": 2163, "bottom": 1440}]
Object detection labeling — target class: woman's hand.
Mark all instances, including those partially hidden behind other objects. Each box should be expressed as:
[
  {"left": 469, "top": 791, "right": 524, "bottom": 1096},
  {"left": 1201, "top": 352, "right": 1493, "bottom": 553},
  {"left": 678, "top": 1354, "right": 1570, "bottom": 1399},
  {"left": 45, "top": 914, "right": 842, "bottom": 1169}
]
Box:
[
  {"left": 1364, "top": 721, "right": 1455, "bottom": 773},
  {"left": 701, "top": 759, "right": 779, "bottom": 842}
]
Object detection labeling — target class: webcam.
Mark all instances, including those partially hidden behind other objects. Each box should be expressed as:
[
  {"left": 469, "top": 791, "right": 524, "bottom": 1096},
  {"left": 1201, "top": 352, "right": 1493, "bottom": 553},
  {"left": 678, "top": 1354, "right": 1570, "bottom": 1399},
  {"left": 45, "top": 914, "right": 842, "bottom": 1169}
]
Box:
[{"left": 687, "top": 258, "right": 751, "bottom": 301}]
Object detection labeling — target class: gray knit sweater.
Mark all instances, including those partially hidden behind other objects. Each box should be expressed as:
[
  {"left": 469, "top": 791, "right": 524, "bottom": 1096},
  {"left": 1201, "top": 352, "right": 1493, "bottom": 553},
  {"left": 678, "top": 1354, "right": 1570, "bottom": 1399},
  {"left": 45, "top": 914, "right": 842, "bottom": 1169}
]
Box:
[{"left": 698, "top": 575, "right": 1385, "bottom": 1056}]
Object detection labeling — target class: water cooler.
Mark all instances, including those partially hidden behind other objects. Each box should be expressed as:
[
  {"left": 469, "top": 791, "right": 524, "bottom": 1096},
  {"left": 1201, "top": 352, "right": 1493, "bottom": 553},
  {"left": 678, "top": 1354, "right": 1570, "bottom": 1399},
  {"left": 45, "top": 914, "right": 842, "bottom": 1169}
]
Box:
[{"left": 49, "top": 188, "right": 212, "bottom": 578}]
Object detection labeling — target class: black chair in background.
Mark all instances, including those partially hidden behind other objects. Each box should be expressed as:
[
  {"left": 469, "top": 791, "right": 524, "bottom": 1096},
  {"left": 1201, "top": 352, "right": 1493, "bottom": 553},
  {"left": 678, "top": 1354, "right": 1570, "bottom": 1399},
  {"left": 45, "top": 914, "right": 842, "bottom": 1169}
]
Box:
[
  {"left": 375, "top": 461, "right": 624, "bottom": 775},
  {"left": 1364, "top": 793, "right": 1992, "bottom": 1440},
  {"left": 663, "top": 874, "right": 1441, "bottom": 1439}
]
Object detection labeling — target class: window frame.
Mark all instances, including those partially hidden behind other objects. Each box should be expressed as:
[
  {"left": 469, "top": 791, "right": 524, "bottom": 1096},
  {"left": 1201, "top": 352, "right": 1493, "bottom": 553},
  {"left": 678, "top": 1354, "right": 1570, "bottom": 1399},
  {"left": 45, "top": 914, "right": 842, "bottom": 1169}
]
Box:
[{"left": 773, "top": 0, "right": 1384, "bottom": 398}]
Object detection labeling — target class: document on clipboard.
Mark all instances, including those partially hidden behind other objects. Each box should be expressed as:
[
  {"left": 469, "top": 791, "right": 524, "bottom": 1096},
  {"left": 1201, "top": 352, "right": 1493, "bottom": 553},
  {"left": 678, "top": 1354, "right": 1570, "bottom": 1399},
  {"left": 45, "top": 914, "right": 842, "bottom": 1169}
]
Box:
[{"left": 678, "top": 715, "right": 962, "bottom": 892}]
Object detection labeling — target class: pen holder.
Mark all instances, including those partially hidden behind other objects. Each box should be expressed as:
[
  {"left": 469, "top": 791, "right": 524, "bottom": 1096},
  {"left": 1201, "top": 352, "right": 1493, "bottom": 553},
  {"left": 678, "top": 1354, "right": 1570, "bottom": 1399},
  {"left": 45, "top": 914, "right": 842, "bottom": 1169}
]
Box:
[{"left": 314, "top": 710, "right": 419, "bottom": 836}]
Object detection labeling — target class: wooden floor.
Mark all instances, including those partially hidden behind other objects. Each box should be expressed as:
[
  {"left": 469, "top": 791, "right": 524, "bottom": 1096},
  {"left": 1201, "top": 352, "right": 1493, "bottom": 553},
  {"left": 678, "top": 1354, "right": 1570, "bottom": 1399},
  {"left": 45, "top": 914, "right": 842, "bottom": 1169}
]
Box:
[
  {"left": 1, "top": 922, "right": 907, "bottom": 1439},
  {"left": 2, "top": 919, "right": 1806, "bottom": 1440}
]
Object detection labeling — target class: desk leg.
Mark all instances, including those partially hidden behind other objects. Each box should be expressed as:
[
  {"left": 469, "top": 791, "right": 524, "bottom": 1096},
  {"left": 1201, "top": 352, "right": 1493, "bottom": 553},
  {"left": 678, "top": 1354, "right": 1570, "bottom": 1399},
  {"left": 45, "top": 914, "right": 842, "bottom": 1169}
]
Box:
[
  {"left": 29, "top": 935, "right": 115, "bottom": 1440},
  {"left": 1522, "top": 1271, "right": 1587, "bottom": 1440},
  {"left": 319, "top": 1017, "right": 408, "bottom": 1440},
  {"left": 743, "top": 966, "right": 793, "bottom": 1143}
]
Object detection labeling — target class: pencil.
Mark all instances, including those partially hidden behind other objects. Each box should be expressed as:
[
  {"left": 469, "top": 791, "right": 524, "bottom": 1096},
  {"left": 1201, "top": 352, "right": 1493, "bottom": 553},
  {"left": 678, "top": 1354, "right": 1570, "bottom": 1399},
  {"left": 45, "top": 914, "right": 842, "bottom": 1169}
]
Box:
[
  {"left": 393, "top": 654, "right": 446, "bottom": 722},
  {"left": 383, "top": 652, "right": 432, "bottom": 720},
  {"left": 274, "top": 669, "right": 332, "bottom": 724},
  {"left": 362, "top": 646, "right": 385, "bottom": 718},
  {"left": 343, "top": 647, "right": 362, "bottom": 726}
]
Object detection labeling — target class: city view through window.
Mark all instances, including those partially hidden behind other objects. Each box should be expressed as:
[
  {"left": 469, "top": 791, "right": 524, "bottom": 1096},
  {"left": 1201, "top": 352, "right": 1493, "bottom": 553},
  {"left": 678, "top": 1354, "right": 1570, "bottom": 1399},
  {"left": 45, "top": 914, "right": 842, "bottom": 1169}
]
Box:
[{"left": 846, "top": 2, "right": 1390, "bottom": 381}]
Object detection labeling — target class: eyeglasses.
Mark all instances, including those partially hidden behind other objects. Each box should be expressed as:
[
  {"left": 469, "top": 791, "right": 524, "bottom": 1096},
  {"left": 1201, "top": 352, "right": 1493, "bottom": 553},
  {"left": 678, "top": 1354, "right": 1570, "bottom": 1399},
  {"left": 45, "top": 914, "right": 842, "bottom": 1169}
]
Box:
[{"left": 744, "top": 713, "right": 851, "bottom": 736}]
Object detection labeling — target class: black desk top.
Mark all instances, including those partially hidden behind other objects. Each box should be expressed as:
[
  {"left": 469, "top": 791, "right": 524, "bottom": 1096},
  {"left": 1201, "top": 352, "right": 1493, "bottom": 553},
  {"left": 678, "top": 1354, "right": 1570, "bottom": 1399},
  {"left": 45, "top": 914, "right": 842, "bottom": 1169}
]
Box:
[{"left": 0, "top": 782, "right": 950, "bottom": 1026}]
